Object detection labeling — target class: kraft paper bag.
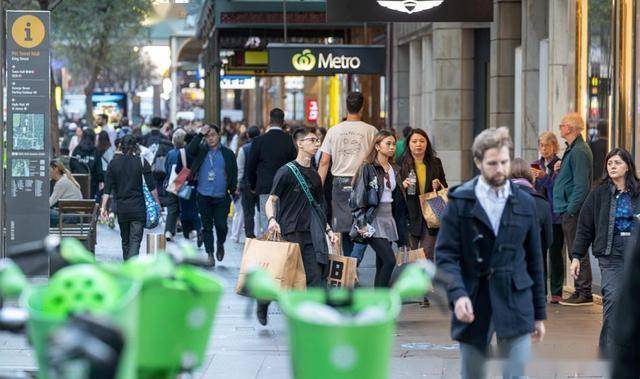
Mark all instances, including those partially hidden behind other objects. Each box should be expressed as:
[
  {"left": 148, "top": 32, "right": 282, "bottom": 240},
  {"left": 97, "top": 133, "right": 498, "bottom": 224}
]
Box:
[
  {"left": 419, "top": 179, "right": 449, "bottom": 229},
  {"left": 236, "top": 233, "right": 306, "bottom": 295},
  {"left": 327, "top": 254, "right": 358, "bottom": 288},
  {"left": 395, "top": 247, "right": 427, "bottom": 267}
]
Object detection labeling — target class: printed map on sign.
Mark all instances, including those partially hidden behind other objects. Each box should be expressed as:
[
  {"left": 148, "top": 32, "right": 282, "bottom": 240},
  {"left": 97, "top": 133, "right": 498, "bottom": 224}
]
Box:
[{"left": 13, "top": 113, "right": 45, "bottom": 151}]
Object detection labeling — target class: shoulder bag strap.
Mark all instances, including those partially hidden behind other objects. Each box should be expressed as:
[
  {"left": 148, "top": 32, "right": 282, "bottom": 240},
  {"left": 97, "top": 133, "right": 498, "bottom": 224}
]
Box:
[{"left": 286, "top": 162, "right": 316, "bottom": 206}]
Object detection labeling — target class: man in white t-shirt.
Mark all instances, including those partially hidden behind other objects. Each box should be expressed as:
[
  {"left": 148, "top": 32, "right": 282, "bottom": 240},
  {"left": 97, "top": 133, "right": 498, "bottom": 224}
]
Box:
[{"left": 318, "top": 91, "right": 378, "bottom": 257}]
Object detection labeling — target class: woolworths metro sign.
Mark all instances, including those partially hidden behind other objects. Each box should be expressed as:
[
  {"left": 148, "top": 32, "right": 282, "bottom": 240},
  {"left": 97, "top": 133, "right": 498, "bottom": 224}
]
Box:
[{"left": 268, "top": 44, "right": 386, "bottom": 75}]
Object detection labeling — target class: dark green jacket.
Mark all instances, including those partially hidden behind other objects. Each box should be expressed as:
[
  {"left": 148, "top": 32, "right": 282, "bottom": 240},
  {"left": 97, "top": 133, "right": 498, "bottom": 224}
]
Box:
[
  {"left": 185, "top": 133, "right": 238, "bottom": 194},
  {"left": 553, "top": 135, "right": 593, "bottom": 215}
]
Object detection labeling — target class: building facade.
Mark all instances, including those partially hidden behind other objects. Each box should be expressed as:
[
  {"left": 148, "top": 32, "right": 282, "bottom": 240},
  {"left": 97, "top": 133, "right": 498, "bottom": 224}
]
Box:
[{"left": 392, "top": 0, "right": 640, "bottom": 185}]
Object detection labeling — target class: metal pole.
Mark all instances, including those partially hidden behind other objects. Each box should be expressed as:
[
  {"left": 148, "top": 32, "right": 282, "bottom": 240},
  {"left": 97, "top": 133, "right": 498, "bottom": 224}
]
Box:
[
  {"left": 386, "top": 22, "right": 393, "bottom": 131},
  {"left": 0, "top": 2, "right": 5, "bottom": 258},
  {"left": 283, "top": 0, "right": 288, "bottom": 43}
]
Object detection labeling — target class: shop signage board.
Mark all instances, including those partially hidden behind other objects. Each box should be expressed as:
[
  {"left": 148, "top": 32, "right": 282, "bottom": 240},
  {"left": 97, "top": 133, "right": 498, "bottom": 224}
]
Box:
[
  {"left": 220, "top": 76, "right": 256, "bottom": 90},
  {"left": 326, "top": 0, "right": 493, "bottom": 22},
  {"left": 268, "top": 44, "right": 386, "bottom": 75},
  {"left": 5, "top": 11, "right": 51, "bottom": 275}
]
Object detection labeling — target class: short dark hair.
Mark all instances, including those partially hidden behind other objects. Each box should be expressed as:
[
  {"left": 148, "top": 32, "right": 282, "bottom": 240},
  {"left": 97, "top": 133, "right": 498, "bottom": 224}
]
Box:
[
  {"left": 269, "top": 108, "right": 285, "bottom": 126},
  {"left": 292, "top": 126, "right": 317, "bottom": 142},
  {"left": 206, "top": 124, "right": 221, "bottom": 135},
  {"left": 247, "top": 126, "right": 261, "bottom": 139},
  {"left": 346, "top": 92, "right": 364, "bottom": 114},
  {"left": 150, "top": 116, "right": 163, "bottom": 128},
  {"left": 100, "top": 114, "right": 108, "bottom": 122}
]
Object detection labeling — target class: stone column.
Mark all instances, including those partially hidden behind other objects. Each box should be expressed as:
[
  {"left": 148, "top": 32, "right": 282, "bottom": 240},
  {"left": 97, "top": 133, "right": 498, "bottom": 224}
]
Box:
[
  {"left": 432, "top": 24, "right": 475, "bottom": 184},
  {"left": 421, "top": 35, "right": 434, "bottom": 134},
  {"left": 520, "top": 0, "right": 549, "bottom": 161},
  {"left": 392, "top": 35, "right": 411, "bottom": 129},
  {"left": 489, "top": 0, "right": 522, "bottom": 132},
  {"left": 547, "top": 0, "right": 577, "bottom": 152},
  {"left": 409, "top": 40, "right": 423, "bottom": 128}
]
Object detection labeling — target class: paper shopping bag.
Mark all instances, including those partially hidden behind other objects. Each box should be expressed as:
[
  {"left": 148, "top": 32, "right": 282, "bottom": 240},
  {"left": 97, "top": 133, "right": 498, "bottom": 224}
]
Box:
[
  {"left": 327, "top": 254, "right": 358, "bottom": 288},
  {"left": 419, "top": 179, "right": 449, "bottom": 228},
  {"left": 395, "top": 247, "right": 427, "bottom": 267},
  {"left": 236, "top": 233, "right": 306, "bottom": 295}
]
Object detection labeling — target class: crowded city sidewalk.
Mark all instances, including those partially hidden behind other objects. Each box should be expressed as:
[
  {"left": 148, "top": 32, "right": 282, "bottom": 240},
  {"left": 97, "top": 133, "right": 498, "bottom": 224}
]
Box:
[{"left": 0, "top": 223, "right": 608, "bottom": 378}]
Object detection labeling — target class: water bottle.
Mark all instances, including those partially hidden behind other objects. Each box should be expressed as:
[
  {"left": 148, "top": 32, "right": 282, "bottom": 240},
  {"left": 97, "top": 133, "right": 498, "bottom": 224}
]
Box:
[{"left": 407, "top": 169, "right": 417, "bottom": 195}]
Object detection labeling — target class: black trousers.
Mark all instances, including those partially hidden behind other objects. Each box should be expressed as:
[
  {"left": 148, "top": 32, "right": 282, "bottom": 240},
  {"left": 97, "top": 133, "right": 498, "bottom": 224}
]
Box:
[
  {"left": 369, "top": 237, "right": 396, "bottom": 287},
  {"left": 164, "top": 193, "right": 179, "bottom": 236},
  {"left": 241, "top": 189, "right": 259, "bottom": 238},
  {"left": 197, "top": 193, "right": 231, "bottom": 255},
  {"left": 548, "top": 223, "right": 565, "bottom": 296},
  {"left": 118, "top": 218, "right": 144, "bottom": 260},
  {"left": 283, "top": 231, "right": 326, "bottom": 287}
]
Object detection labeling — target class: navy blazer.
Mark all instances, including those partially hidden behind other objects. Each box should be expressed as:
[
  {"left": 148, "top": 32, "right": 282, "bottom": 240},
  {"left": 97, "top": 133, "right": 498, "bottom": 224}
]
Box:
[{"left": 435, "top": 177, "right": 546, "bottom": 346}]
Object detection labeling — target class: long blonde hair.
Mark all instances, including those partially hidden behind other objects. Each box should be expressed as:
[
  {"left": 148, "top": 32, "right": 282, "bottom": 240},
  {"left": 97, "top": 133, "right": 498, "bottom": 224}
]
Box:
[{"left": 50, "top": 160, "right": 80, "bottom": 189}]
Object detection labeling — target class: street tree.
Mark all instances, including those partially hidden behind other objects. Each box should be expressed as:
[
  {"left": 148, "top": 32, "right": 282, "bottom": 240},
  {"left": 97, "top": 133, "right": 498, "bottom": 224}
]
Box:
[{"left": 52, "top": 0, "right": 153, "bottom": 125}]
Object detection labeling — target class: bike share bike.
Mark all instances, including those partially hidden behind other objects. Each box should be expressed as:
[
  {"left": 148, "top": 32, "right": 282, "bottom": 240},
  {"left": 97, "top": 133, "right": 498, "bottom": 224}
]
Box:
[
  {"left": 243, "top": 261, "right": 448, "bottom": 379},
  {"left": 0, "top": 235, "right": 223, "bottom": 379}
]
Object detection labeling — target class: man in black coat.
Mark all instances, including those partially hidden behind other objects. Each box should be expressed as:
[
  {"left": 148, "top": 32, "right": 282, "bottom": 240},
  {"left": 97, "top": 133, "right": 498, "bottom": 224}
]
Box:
[
  {"left": 612, "top": 226, "right": 640, "bottom": 378},
  {"left": 186, "top": 124, "right": 238, "bottom": 266},
  {"left": 246, "top": 108, "right": 297, "bottom": 235},
  {"left": 436, "top": 127, "right": 546, "bottom": 379}
]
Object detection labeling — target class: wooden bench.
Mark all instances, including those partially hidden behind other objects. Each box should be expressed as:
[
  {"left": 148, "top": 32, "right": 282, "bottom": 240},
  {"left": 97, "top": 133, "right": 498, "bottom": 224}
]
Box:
[
  {"left": 49, "top": 199, "right": 99, "bottom": 252},
  {"left": 72, "top": 174, "right": 91, "bottom": 199}
]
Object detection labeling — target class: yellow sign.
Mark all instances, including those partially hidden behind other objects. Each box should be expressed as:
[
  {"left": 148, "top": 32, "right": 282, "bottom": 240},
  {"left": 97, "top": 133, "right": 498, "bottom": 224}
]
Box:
[{"left": 11, "top": 15, "right": 46, "bottom": 49}]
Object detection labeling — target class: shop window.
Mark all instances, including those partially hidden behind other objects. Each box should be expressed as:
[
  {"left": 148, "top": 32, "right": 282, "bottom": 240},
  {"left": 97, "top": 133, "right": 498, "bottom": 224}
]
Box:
[{"left": 585, "top": 0, "right": 613, "bottom": 179}]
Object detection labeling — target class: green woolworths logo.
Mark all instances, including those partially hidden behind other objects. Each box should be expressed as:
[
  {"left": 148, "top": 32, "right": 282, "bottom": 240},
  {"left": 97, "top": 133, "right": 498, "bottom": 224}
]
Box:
[
  {"left": 291, "top": 49, "right": 363, "bottom": 71},
  {"left": 292, "top": 49, "right": 316, "bottom": 71}
]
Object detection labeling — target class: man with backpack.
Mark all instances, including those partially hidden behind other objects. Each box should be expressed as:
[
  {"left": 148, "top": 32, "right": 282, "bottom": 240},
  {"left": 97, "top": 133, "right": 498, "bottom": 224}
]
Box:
[{"left": 257, "top": 127, "right": 338, "bottom": 326}]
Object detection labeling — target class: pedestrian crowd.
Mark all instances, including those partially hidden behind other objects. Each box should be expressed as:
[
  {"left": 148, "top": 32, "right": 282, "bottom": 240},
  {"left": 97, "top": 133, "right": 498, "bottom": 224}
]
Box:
[{"left": 50, "top": 96, "right": 640, "bottom": 378}]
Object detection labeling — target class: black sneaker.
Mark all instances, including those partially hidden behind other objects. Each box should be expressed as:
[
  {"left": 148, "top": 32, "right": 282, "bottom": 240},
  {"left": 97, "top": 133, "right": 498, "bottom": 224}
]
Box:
[
  {"left": 216, "top": 243, "right": 225, "bottom": 262},
  {"left": 257, "top": 301, "right": 270, "bottom": 326},
  {"left": 197, "top": 230, "right": 204, "bottom": 248},
  {"left": 559, "top": 293, "right": 593, "bottom": 306}
]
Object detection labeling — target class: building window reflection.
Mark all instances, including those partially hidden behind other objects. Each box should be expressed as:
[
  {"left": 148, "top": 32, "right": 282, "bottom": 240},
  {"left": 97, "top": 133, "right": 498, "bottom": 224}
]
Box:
[{"left": 586, "top": 0, "right": 613, "bottom": 180}]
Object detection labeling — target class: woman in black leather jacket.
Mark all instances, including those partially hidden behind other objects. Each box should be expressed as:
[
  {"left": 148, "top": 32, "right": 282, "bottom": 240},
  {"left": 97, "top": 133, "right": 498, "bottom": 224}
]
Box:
[
  {"left": 350, "top": 130, "right": 407, "bottom": 287},
  {"left": 570, "top": 148, "right": 640, "bottom": 357}
]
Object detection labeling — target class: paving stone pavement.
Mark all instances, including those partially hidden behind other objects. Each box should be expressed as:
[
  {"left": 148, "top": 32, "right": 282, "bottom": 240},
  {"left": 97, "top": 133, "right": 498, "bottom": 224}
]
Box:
[{"left": 0, "top": 224, "right": 609, "bottom": 378}]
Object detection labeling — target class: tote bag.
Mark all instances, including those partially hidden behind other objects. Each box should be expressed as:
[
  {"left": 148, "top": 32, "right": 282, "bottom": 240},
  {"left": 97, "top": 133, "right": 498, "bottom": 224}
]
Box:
[
  {"left": 141, "top": 158, "right": 161, "bottom": 229},
  {"left": 166, "top": 149, "right": 191, "bottom": 195},
  {"left": 419, "top": 179, "right": 448, "bottom": 229}
]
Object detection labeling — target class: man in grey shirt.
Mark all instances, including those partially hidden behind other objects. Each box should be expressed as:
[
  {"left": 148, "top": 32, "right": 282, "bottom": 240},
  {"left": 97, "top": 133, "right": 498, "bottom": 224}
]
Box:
[{"left": 318, "top": 92, "right": 377, "bottom": 256}]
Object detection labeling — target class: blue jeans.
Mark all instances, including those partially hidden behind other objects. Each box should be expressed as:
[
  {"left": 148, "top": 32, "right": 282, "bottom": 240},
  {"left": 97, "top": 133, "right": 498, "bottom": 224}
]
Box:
[
  {"left": 460, "top": 333, "right": 531, "bottom": 379},
  {"left": 351, "top": 242, "right": 367, "bottom": 264}
]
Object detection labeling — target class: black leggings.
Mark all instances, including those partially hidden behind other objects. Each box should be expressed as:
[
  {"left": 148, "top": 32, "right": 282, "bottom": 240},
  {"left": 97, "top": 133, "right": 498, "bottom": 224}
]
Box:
[{"left": 369, "top": 237, "right": 396, "bottom": 287}]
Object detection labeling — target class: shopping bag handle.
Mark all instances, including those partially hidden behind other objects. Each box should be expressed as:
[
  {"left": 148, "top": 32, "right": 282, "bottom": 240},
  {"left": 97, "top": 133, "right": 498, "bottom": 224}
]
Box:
[
  {"left": 259, "top": 230, "right": 281, "bottom": 242},
  {"left": 431, "top": 179, "right": 446, "bottom": 194}
]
